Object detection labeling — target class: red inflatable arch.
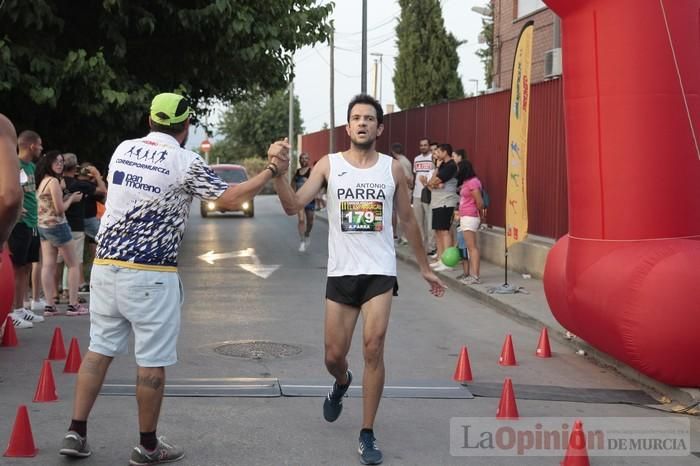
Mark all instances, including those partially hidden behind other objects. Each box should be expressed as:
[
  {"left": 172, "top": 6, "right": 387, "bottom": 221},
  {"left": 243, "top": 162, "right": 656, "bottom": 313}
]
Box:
[
  {"left": 543, "top": 0, "right": 700, "bottom": 386},
  {"left": 0, "top": 248, "right": 14, "bottom": 326}
]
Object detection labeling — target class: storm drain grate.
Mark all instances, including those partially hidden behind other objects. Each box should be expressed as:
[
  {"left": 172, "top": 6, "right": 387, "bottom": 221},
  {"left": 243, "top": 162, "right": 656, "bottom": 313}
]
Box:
[{"left": 214, "top": 341, "right": 303, "bottom": 359}]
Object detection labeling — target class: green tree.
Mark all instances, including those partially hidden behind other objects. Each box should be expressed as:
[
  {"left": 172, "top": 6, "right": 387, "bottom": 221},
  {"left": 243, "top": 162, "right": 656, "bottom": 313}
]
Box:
[
  {"left": 210, "top": 89, "right": 304, "bottom": 161},
  {"left": 474, "top": 2, "right": 494, "bottom": 89},
  {"left": 0, "top": 0, "right": 331, "bottom": 161},
  {"left": 394, "top": 0, "right": 465, "bottom": 109}
]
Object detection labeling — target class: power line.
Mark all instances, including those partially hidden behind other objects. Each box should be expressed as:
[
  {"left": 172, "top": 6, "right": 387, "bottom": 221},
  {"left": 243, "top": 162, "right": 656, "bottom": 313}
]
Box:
[
  {"left": 334, "top": 45, "right": 360, "bottom": 53},
  {"left": 368, "top": 33, "right": 396, "bottom": 48},
  {"left": 314, "top": 48, "right": 362, "bottom": 79},
  {"left": 335, "top": 32, "right": 396, "bottom": 52},
  {"left": 334, "top": 10, "right": 399, "bottom": 36}
]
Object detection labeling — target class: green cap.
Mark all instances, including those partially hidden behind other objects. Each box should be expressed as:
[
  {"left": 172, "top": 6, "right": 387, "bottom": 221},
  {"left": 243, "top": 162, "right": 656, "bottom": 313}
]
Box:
[{"left": 150, "top": 93, "right": 191, "bottom": 126}]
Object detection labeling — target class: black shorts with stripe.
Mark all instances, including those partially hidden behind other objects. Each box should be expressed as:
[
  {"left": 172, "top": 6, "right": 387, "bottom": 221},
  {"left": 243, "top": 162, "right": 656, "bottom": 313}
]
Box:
[{"left": 326, "top": 275, "right": 398, "bottom": 309}]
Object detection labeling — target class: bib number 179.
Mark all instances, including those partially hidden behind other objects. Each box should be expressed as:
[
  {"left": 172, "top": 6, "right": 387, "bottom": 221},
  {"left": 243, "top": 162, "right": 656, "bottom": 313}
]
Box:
[
  {"left": 340, "top": 200, "right": 383, "bottom": 232},
  {"left": 344, "top": 211, "right": 375, "bottom": 225}
]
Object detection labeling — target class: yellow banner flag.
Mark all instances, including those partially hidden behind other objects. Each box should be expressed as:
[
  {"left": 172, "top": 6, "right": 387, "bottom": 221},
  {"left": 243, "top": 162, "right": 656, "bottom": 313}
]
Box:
[{"left": 506, "top": 22, "right": 534, "bottom": 248}]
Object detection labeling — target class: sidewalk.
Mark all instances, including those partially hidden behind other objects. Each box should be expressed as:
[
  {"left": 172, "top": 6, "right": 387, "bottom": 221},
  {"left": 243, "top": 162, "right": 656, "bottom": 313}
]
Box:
[{"left": 315, "top": 209, "right": 698, "bottom": 410}]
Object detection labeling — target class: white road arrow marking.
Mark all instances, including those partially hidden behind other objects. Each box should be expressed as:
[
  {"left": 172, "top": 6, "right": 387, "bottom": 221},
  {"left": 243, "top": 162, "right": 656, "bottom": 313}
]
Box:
[
  {"left": 197, "top": 248, "right": 280, "bottom": 279},
  {"left": 198, "top": 248, "right": 255, "bottom": 264},
  {"left": 237, "top": 264, "right": 280, "bottom": 279}
]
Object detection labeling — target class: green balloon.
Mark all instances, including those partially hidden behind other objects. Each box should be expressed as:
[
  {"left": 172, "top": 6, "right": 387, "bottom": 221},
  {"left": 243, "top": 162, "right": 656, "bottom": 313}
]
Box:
[{"left": 441, "top": 247, "right": 461, "bottom": 267}]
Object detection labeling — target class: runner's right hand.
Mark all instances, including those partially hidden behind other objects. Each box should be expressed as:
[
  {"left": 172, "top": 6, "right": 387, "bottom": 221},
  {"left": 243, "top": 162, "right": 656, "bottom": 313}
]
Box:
[
  {"left": 422, "top": 270, "right": 446, "bottom": 297},
  {"left": 268, "top": 138, "right": 290, "bottom": 165}
]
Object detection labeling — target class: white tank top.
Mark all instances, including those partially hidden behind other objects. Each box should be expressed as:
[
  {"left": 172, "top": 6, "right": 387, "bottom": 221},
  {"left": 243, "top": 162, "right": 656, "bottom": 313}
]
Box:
[{"left": 326, "top": 152, "right": 396, "bottom": 277}]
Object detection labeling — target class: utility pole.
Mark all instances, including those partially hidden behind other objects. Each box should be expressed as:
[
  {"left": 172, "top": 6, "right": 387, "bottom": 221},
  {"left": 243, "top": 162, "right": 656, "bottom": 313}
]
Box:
[
  {"left": 361, "top": 0, "right": 367, "bottom": 93},
  {"left": 370, "top": 52, "right": 383, "bottom": 104},
  {"left": 371, "top": 59, "right": 378, "bottom": 99},
  {"left": 329, "top": 26, "right": 335, "bottom": 153}
]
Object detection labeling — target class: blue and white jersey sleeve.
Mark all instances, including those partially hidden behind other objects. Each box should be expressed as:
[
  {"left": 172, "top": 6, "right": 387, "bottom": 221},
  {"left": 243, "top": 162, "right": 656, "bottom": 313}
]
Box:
[{"left": 183, "top": 157, "right": 229, "bottom": 201}]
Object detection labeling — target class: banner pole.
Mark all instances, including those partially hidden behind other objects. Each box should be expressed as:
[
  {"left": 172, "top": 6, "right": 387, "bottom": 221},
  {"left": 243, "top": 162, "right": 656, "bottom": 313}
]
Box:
[{"left": 490, "top": 21, "right": 534, "bottom": 296}]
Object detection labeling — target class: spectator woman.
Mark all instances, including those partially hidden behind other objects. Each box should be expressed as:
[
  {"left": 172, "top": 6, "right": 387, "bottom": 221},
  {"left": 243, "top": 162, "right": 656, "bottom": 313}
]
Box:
[
  {"left": 35, "top": 151, "right": 86, "bottom": 315},
  {"left": 456, "top": 159, "right": 484, "bottom": 284}
]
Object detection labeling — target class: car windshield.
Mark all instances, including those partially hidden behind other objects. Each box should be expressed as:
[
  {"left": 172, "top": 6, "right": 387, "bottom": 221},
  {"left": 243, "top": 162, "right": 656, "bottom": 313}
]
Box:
[{"left": 215, "top": 168, "right": 247, "bottom": 183}]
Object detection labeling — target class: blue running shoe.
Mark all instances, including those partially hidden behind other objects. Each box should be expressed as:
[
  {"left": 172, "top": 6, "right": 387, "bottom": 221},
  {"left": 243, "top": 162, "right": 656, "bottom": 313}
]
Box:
[
  {"left": 323, "top": 370, "right": 353, "bottom": 422},
  {"left": 358, "top": 430, "right": 383, "bottom": 465}
]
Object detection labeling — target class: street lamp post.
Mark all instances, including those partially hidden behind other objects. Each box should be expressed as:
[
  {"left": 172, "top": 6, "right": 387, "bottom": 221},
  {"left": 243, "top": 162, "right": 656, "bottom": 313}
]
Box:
[
  {"left": 471, "top": 6, "right": 490, "bottom": 16},
  {"left": 361, "top": 0, "right": 367, "bottom": 93}
]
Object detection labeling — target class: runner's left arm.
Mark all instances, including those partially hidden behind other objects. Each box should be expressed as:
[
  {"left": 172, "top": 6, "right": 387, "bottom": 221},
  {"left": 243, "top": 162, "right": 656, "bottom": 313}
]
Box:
[
  {"left": 184, "top": 155, "right": 289, "bottom": 210},
  {"left": 273, "top": 155, "right": 328, "bottom": 215}
]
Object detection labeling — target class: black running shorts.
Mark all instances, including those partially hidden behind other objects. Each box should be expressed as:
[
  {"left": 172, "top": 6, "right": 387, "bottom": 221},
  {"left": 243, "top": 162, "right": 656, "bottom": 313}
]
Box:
[
  {"left": 326, "top": 275, "right": 398, "bottom": 309},
  {"left": 8, "top": 222, "right": 40, "bottom": 266},
  {"left": 431, "top": 206, "right": 455, "bottom": 231}
]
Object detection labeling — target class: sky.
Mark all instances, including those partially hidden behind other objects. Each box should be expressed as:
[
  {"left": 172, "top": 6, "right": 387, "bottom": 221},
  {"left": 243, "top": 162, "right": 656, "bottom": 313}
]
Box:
[
  {"left": 293, "top": 0, "right": 489, "bottom": 133},
  {"left": 189, "top": 0, "right": 489, "bottom": 150}
]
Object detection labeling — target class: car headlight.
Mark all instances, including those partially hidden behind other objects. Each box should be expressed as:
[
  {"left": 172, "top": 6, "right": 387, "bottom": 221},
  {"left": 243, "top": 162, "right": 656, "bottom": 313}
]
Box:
[
  {"left": 207, "top": 201, "right": 216, "bottom": 210},
  {"left": 242, "top": 202, "right": 250, "bottom": 210}
]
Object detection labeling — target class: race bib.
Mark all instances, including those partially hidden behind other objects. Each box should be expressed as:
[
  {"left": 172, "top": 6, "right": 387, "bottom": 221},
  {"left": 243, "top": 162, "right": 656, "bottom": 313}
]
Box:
[{"left": 340, "top": 201, "right": 384, "bottom": 232}]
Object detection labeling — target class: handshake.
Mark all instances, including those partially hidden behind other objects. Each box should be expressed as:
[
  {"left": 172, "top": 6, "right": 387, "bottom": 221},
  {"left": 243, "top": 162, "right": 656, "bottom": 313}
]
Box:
[{"left": 266, "top": 138, "right": 292, "bottom": 178}]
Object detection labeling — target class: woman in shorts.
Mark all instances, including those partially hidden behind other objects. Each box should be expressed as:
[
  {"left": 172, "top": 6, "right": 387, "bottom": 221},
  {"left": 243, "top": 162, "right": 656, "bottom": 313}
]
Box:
[
  {"left": 35, "top": 151, "right": 86, "bottom": 315},
  {"left": 456, "top": 159, "right": 484, "bottom": 284}
]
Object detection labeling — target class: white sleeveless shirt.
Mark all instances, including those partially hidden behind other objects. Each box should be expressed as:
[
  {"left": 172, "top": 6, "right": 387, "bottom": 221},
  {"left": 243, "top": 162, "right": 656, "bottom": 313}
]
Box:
[{"left": 326, "top": 152, "right": 396, "bottom": 277}]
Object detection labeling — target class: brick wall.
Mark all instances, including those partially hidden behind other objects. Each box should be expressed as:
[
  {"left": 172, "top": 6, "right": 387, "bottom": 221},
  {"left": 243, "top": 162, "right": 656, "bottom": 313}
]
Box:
[{"left": 492, "top": 0, "right": 555, "bottom": 89}]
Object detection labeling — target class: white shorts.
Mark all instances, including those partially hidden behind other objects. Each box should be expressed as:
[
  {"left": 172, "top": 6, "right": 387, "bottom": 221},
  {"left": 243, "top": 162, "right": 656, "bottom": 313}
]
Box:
[
  {"left": 460, "top": 215, "right": 481, "bottom": 232},
  {"left": 57, "top": 231, "right": 85, "bottom": 264},
  {"left": 88, "top": 264, "right": 183, "bottom": 367}
]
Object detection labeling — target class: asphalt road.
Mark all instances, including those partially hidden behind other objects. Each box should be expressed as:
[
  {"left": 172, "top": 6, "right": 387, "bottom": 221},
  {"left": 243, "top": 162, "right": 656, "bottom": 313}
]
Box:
[{"left": 0, "top": 195, "right": 698, "bottom": 466}]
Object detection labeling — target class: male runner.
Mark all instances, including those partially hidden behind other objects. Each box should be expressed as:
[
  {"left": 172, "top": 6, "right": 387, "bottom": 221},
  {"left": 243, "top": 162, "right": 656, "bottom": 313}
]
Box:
[{"left": 268, "top": 94, "right": 445, "bottom": 465}]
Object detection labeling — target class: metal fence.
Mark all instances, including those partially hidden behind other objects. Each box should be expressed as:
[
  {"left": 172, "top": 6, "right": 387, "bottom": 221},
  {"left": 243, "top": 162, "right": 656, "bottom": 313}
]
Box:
[{"left": 300, "top": 79, "right": 568, "bottom": 239}]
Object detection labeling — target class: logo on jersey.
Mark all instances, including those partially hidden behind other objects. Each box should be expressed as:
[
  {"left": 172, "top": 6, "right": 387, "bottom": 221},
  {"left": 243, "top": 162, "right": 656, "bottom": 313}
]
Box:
[
  {"left": 112, "top": 171, "right": 162, "bottom": 193},
  {"left": 113, "top": 170, "right": 126, "bottom": 185},
  {"left": 115, "top": 144, "right": 171, "bottom": 175},
  {"left": 124, "top": 145, "right": 168, "bottom": 164}
]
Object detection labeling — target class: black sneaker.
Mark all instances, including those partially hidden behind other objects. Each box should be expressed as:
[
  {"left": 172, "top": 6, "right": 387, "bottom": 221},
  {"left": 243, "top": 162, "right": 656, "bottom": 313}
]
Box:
[
  {"left": 323, "top": 370, "right": 353, "bottom": 422},
  {"left": 358, "top": 430, "right": 383, "bottom": 465},
  {"left": 59, "top": 430, "right": 91, "bottom": 458}
]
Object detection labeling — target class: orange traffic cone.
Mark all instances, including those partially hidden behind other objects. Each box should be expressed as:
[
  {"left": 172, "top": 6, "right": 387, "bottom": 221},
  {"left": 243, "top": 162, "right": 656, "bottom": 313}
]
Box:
[
  {"left": 498, "top": 334, "right": 517, "bottom": 366},
  {"left": 560, "top": 420, "right": 590, "bottom": 466},
  {"left": 64, "top": 337, "right": 82, "bottom": 373},
  {"left": 453, "top": 346, "right": 473, "bottom": 382},
  {"left": 1, "top": 316, "right": 18, "bottom": 347},
  {"left": 33, "top": 360, "right": 58, "bottom": 402},
  {"left": 47, "top": 327, "right": 66, "bottom": 360},
  {"left": 3, "top": 405, "right": 37, "bottom": 457},
  {"left": 536, "top": 327, "right": 552, "bottom": 358},
  {"left": 496, "top": 377, "right": 519, "bottom": 419}
]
